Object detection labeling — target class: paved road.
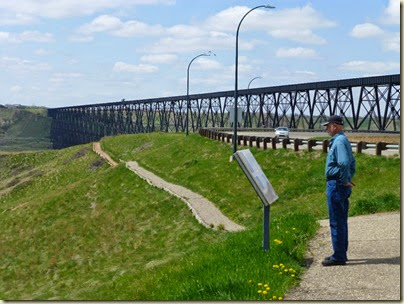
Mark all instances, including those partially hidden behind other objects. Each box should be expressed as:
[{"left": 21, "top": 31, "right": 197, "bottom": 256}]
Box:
[{"left": 285, "top": 212, "right": 400, "bottom": 301}]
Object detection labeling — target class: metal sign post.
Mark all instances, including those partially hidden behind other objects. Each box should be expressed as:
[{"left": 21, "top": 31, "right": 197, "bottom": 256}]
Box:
[{"left": 233, "top": 149, "right": 278, "bottom": 251}]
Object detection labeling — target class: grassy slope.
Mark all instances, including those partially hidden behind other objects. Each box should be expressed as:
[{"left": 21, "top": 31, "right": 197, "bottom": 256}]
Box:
[
  {"left": 102, "top": 133, "right": 400, "bottom": 223},
  {"left": 0, "top": 133, "right": 400, "bottom": 300},
  {"left": 0, "top": 144, "right": 217, "bottom": 299},
  {"left": 0, "top": 108, "right": 52, "bottom": 151}
]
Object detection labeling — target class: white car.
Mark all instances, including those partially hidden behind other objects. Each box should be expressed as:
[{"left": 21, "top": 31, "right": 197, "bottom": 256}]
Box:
[{"left": 275, "top": 127, "right": 289, "bottom": 139}]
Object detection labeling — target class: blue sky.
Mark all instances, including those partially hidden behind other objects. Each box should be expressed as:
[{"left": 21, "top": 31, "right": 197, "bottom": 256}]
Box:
[{"left": 0, "top": 0, "right": 400, "bottom": 108}]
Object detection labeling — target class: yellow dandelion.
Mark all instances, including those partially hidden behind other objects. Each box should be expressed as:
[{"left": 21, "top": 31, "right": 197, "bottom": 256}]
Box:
[
  {"left": 279, "top": 297, "right": 283, "bottom": 300},
  {"left": 292, "top": 227, "right": 296, "bottom": 230},
  {"left": 258, "top": 290, "right": 262, "bottom": 294},
  {"left": 279, "top": 272, "right": 283, "bottom": 275},
  {"left": 289, "top": 268, "right": 293, "bottom": 272},
  {"left": 248, "top": 279, "right": 252, "bottom": 283},
  {"left": 291, "top": 274, "right": 295, "bottom": 278},
  {"left": 258, "top": 282, "right": 262, "bottom": 286},
  {"left": 263, "top": 291, "right": 268, "bottom": 295},
  {"left": 273, "top": 296, "right": 277, "bottom": 300},
  {"left": 266, "top": 287, "right": 270, "bottom": 290},
  {"left": 264, "top": 284, "right": 268, "bottom": 287}
]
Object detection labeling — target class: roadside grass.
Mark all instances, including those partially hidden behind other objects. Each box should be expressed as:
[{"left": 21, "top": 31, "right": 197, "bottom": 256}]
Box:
[{"left": 0, "top": 132, "right": 400, "bottom": 300}]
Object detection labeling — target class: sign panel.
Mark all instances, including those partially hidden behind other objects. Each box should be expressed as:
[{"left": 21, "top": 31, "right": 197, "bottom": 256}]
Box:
[
  {"left": 233, "top": 149, "right": 278, "bottom": 206},
  {"left": 229, "top": 107, "right": 243, "bottom": 124}
]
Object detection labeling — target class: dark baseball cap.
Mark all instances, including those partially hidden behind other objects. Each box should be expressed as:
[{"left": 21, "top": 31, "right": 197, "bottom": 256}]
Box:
[{"left": 322, "top": 115, "right": 343, "bottom": 126}]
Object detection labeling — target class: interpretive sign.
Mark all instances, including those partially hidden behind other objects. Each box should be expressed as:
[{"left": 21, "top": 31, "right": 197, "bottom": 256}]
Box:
[
  {"left": 229, "top": 107, "right": 243, "bottom": 124},
  {"left": 233, "top": 149, "right": 278, "bottom": 206}
]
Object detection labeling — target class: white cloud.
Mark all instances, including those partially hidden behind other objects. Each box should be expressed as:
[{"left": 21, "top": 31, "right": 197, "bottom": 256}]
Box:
[
  {"left": 382, "top": 0, "right": 400, "bottom": 24},
  {"left": 78, "top": 15, "right": 122, "bottom": 35},
  {"left": 339, "top": 60, "right": 399, "bottom": 74},
  {"left": 50, "top": 73, "right": 83, "bottom": 83},
  {"left": 192, "top": 58, "right": 222, "bottom": 70},
  {"left": 77, "top": 15, "right": 164, "bottom": 37},
  {"left": 10, "top": 85, "right": 23, "bottom": 93},
  {"left": 0, "top": 0, "right": 175, "bottom": 24},
  {"left": 350, "top": 23, "right": 384, "bottom": 38},
  {"left": 276, "top": 47, "right": 318, "bottom": 58},
  {"left": 0, "top": 31, "right": 54, "bottom": 43},
  {"left": 34, "top": 48, "right": 50, "bottom": 56},
  {"left": 140, "top": 54, "right": 178, "bottom": 64},
  {"left": 382, "top": 32, "right": 400, "bottom": 52},
  {"left": 0, "top": 56, "right": 52, "bottom": 72},
  {"left": 113, "top": 61, "right": 158, "bottom": 73},
  {"left": 204, "top": 5, "right": 335, "bottom": 44}
]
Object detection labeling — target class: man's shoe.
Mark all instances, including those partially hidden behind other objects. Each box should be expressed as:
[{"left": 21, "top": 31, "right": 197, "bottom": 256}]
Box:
[
  {"left": 324, "top": 256, "right": 348, "bottom": 262},
  {"left": 322, "top": 258, "right": 346, "bottom": 266}
]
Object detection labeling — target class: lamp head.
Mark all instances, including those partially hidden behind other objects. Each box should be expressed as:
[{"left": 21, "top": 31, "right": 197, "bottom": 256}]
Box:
[{"left": 264, "top": 5, "right": 275, "bottom": 9}]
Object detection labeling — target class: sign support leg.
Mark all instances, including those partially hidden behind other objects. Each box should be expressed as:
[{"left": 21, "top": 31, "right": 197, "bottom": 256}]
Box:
[{"left": 263, "top": 204, "right": 270, "bottom": 251}]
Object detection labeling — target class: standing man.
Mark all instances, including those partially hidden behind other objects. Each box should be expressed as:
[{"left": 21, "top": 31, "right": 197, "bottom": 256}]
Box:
[{"left": 322, "top": 115, "right": 356, "bottom": 266}]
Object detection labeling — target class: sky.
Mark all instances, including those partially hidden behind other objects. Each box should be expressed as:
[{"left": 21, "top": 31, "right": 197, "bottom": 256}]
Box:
[{"left": 0, "top": 0, "right": 400, "bottom": 108}]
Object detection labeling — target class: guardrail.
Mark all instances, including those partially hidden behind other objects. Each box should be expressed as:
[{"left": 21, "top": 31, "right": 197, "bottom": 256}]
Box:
[{"left": 199, "top": 128, "right": 400, "bottom": 156}]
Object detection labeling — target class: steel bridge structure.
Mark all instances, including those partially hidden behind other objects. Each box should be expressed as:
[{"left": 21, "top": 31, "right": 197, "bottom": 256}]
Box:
[{"left": 48, "top": 74, "right": 400, "bottom": 149}]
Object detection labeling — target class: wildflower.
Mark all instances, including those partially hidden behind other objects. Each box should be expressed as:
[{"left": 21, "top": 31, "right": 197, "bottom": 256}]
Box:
[
  {"left": 264, "top": 284, "right": 269, "bottom": 288},
  {"left": 263, "top": 291, "right": 268, "bottom": 295},
  {"left": 273, "top": 296, "right": 277, "bottom": 300},
  {"left": 279, "top": 272, "right": 283, "bottom": 275},
  {"left": 291, "top": 274, "right": 295, "bottom": 278},
  {"left": 292, "top": 227, "right": 296, "bottom": 230},
  {"left": 258, "top": 282, "right": 263, "bottom": 286},
  {"left": 266, "top": 287, "right": 270, "bottom": 291},
  {"left": 279, "top": 297, "right": 283, "bottom": 300},
  {"left": 284, "top": 269, "right": 288, "bottom": 272},
  {"left": 274, "top": 239, "right": 283, "bottom": 245},
  {"left": 258, "top": 290, "right": 262, "bottom": 294}
]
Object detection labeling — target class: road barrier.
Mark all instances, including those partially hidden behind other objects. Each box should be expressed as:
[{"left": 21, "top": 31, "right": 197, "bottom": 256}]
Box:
[{"left": 199, "top": 128, "right": 400, "bottom": 156}]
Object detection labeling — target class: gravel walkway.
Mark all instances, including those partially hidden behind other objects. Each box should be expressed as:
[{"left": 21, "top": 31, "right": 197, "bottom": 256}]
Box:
[
  {"left": 285, "top": 212, "right": 400, "bottom": 301},
  {"left": 92, "top": 142, "right": 244, "bottom": 232},
  {"left": 126, "top": 161, "right": 245, "bottom": 232}
]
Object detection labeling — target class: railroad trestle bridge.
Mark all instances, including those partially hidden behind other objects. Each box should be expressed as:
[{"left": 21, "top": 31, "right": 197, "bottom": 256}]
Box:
[{"left": 48, "top": 74, "right": 400, "bottom": 149}]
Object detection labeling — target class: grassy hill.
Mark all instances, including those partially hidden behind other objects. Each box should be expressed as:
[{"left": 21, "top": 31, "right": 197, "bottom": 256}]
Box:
[
  {"left": 0, "top": 107, "right": 52, "bottom": 152},
  {"left": 0, "top": 133, "right": 400, "bottom": 300}
]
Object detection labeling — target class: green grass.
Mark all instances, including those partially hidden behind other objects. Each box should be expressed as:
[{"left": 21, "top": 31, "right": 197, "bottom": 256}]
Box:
[
  {"left": 0, "top": 107, "right": 52, "bottom": 151},
  {"left": 0, "top": 132, "right": 400, "bottom": 300}
]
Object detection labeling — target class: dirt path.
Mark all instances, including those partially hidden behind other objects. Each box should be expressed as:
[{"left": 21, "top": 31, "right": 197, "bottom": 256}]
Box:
[
  {"left": 92, "top": 142, "right": 245, "bottom": 232},
  {"left": 93, "top": 142, "right": 118, "bottom": 167}
]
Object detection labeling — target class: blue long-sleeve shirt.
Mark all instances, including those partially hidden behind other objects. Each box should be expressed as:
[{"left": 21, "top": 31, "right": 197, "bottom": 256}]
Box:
[{"left": 325, "top": 131, "right": 356, "bottom": 184}]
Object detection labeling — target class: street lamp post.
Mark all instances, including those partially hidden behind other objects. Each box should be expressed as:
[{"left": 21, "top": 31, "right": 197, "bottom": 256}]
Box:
[
  {"left": 233, "top": 5, "right": 275, "bottom": 154},
  {"left": 186, "top": 51, "right": 214, "bottom": 136},
  {"left": 248, "top": 76, "right": 262, "bottom": 90}
]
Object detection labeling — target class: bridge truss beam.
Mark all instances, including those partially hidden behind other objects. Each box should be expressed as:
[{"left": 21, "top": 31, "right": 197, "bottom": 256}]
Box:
[{"left": 48, "top": 74, "right": 400, "bottom": 149}]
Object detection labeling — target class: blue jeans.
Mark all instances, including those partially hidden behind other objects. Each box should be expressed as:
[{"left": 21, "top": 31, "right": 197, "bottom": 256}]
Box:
[{"left": 326, "top": 180, "right": 352, "bottom": 261}]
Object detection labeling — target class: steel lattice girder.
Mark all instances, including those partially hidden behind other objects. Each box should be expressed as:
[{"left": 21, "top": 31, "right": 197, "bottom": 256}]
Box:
[{"left": 48, "top": 74, "right": 400, "bottom": 149}]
